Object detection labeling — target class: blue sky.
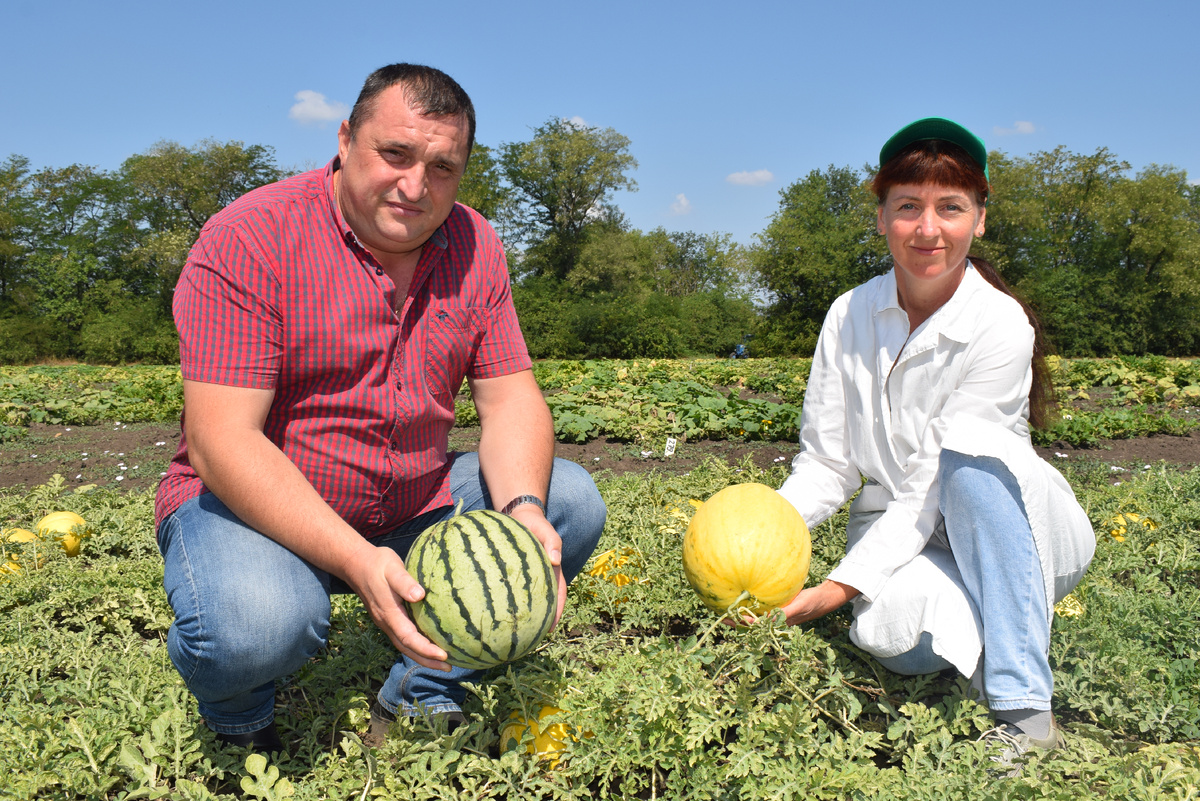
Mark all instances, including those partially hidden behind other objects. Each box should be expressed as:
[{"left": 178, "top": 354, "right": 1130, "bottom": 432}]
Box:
[{"left": 2, "top": 0, "right": 1196, "bottom": 245}]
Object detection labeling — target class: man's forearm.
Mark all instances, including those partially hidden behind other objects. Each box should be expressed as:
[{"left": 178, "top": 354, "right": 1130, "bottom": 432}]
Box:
[
  {"left": 188, "top": 426, "right": 374, "bottom": 581},
  {"left": 471, "top": 371, "right": 555, "bottom": 513},
  {"left": 477, "top": 406, "right": 554, "bottom": 512}
]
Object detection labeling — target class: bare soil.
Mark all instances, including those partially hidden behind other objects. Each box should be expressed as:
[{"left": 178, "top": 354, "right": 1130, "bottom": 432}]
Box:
[{"left": 3, "top": 422, "right": 1200, "bottom": 495}]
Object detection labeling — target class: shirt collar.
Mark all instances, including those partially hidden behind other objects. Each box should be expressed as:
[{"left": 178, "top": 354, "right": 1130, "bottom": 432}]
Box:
[
  {"left": 936, "top": 262, "right": 987, "bottom": 343},
  {"left": 872, "top": 261, "right": 988, "bottom": 343}
]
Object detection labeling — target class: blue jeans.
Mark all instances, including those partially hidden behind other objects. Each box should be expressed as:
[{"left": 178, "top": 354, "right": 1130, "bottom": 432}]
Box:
[
  {"left": 157, "top": 453, "right": 606, "bottom": 735},
  {"left": 873, "top": 450, "right": 1052, "bottom": 713}
]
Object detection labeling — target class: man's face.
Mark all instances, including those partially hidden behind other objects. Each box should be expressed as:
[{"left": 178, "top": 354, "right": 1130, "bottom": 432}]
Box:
[{"left": 336, "top": 84, "right": 471, "bottom": 266}]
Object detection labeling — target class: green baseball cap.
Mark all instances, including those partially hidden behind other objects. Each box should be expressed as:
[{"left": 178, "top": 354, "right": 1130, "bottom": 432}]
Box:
[{"left": 879, "top": 117, "right": 989, "bottom": 180}]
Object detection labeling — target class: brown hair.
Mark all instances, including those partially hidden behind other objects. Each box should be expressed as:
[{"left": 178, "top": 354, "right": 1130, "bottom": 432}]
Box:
[
  {"left": 347, "top": 63, "right": 476, "bottom": 154},
  {"left": 874, "top": 141, "right": 1055, "bottom": 429},
  {"left": 872, "top": 139, "right": 989, "bottom": 206}
]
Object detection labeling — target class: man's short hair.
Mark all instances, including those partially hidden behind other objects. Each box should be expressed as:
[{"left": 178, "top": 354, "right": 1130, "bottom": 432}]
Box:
[{"left": 347, "top": 63, "right": 476, "bottom": 154}]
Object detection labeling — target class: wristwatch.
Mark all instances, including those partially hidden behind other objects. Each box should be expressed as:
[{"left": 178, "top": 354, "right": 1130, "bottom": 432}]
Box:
[{"left": 500, "top": 494, "right": 546, "bottom": 516}]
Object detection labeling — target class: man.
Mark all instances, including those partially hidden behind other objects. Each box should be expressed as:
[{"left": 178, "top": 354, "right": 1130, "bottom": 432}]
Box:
[{"left": 154, "top": 63, "right": 606, "bottom": 752}]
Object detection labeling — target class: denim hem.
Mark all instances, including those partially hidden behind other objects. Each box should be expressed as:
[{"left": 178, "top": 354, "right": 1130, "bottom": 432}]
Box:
[
  {"left": 203, "top": 713, "right": 275, "bottom": 736},
  {"left": 986, "top": 698, "right": 1052, "bottom": 712},
  {"left": 399, "top": 701, "right": 464, "bottom": 717}
]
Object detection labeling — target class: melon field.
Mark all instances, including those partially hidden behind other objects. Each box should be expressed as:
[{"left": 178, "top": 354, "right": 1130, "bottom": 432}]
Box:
[{"left": 2, "top": 358, "right": 1200, "bottom": 799}]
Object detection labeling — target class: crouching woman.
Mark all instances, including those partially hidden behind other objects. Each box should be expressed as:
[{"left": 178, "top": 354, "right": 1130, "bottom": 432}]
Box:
[{"left": 776, "top": 118, "right": 1095, "bottom": 757}]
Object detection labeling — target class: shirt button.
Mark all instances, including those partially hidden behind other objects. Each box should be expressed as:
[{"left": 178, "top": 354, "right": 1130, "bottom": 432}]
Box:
[{"left": 375, "top": 267, "right": 383, "bottom": 276}]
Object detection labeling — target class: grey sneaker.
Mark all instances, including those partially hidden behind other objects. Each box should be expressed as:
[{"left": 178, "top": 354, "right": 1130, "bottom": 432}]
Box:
[{"left": 978, "top": 719, "right": 1061, "bottom": 776}]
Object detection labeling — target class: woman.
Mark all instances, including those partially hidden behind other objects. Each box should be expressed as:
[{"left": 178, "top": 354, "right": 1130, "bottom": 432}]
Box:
[{"left": 775, "top": 118, "right": 1095, "bottom": 758}]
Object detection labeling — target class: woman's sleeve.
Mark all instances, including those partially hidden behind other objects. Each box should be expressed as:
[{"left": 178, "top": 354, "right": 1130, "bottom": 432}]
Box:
[
  {"left": 777, "top": 302, "right": 863, "bottom": 527},
  {"left": 826, "top": 308, "right": 1035, "bottom": 602}
]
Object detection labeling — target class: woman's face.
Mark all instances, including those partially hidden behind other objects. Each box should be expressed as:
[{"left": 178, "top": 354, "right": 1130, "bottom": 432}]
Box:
[{"left": 877, "top": 182, "right": 985, "bottom": 296}]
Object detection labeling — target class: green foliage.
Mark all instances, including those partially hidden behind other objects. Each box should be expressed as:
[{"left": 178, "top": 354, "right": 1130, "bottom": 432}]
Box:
[
  {"left": 456, "top": 143, "right": 516, "bottom": 239},
  {"left": 7, "top": 359, "right": 1200, "bottom": 450},
  {"left": 514, "top": 277, "right": 758, "bottom": 360},
  {"left": 0, "top": 140, "right": 282, "bottom": 363},
  {"left": 3, "top": 450, "right": 1200, "bottom": 798},
  {"left": 120, "top": 139, "right": 283, "bottom": 235},
  {"left": 0, "top": 365, "right": 184, "bottom": 427},
  {"left": 500, "top": 117, "right": 638, "bottom": 279},
  {"left": 752, "top": 165, "right": 889, "bottom": 356},
  {"left": 0, "top": 154, "right": 35, "bottom": 302},
  {"left": 0, "top": 315, "right": 56, "bottom": 363}
]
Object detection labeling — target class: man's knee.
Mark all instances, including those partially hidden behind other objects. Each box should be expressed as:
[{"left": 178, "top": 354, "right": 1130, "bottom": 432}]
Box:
[
  {"left": 167, "top": 574, "right": 331, "bottom": 688},
  {"left": 160, "top": 495, "right": 333, "bottom": 691},
  {"left": 547, "top": 458, "right": 606, "bottom": 580}
]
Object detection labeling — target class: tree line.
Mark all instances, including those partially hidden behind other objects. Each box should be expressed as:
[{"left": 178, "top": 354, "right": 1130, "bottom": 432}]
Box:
[
  {"left": 1, "top": 121, "right": 1197, "bottom": 364},
  {"left": 754, "top": 151, "right": 1200, "bottom": 357}
]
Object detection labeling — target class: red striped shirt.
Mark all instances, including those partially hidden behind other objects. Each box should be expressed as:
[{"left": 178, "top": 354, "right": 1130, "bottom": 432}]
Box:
[{"left": 154, "top": 159, "right": 531, "bottom": 536}]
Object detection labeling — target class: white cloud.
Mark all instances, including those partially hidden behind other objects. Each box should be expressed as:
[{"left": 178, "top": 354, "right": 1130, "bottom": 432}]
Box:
[
  {"left": 726, "top": 169, "right": 774, "bottom": 186},
  {"left": 993, "top": 120, "right": 1036, "bottom": 136},
  {"left": 670, "top": 193, "right": 692, "bottom": 215},
  {"left": 564, "top": 115, "right": 588, "bottom": 129},
  {"left": 289, "top": 90, "right": 350, "bottom": 125}
]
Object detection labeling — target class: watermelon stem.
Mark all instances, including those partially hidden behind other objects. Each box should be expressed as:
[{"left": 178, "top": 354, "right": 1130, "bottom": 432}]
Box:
[{"left": 689, "top": 590, "right": 752, "bottom": 653}]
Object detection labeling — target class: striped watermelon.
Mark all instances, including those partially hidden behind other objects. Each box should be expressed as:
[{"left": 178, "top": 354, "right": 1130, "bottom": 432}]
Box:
[{"left": 405, "top": 508, "right": 556, "bottom": 670}]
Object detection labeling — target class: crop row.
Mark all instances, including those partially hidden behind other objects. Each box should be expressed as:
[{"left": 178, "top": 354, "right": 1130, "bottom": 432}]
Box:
[{"left": 4, "top": 357, "right": 1200, "bottom": 446}]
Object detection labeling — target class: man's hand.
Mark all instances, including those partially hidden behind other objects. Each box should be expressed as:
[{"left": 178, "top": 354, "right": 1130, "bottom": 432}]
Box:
[
  {"left": 510, "top": 505, "right": 567, "bottom": 629},
  {"left": 470, "top": 370, "right": 564, "bottom": 624},
  {"left": 778, "top": 579, "right": 860, "bottom": 626},
  {"left": 183, "top": 379, "right": 451, "bottom": 669},
  {"left": 339, "top": 541, "right": 451, "bottom": 671}
]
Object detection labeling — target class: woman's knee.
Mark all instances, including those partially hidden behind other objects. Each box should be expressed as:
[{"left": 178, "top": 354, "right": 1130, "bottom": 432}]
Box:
[
  {"left": 871, "top": 632, "right": 954, "bottom": 676},
  {"left": 938, "top": 450, "right": 1024, "bottom": 514}
]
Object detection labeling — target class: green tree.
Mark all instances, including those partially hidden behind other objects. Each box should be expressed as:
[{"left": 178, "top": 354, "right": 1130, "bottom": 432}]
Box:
[
  {"left": 1099, "top": 165, "right": 1200, "bottom": 353},
  {"left": 456, "top": 144, "right": 515, "bottom": 238},
  {"left": 0, "top": 155, "right": 33, "bottom": 302},
  {"left": 500, "top": 118, "right": 638, "bottom": 279},
  {"left": 27, "top": 164, "right": 127, "bottom": 258},
  {"left": 752, "top": 165, "right": 887, "bottom": 355},
  {"left": 117, "top": 139, "right": 283, "bottom": 315},
  {"left": 568, "top": 224, "right": 655, "bottom": 295},
  {"left": 981, "top": 148, "right": 1200, "bottom": 355},
  {"left": 120, "top": 136, "right": 282, "bottom": 231},
  {"left": 120, "top": 139, "right": 283, "bottom": 234},
  {"left": 644, "top": 229, "right": 750, "bottom": 298}
]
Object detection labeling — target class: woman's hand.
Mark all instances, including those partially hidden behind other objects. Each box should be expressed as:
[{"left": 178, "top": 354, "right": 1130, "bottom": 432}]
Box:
[{"left": 779, "top": 579, "right": 860, "bottom": 626}]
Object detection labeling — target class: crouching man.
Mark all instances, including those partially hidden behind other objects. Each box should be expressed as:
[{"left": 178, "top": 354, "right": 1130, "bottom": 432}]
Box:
[{"left": 154, "top": 63, "right": 606, "bottom": 751}]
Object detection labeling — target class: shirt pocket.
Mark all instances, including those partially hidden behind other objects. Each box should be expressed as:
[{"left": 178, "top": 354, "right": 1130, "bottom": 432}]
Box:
[{"left": 425, "top": 306, "right": 485, "bottom": 399}]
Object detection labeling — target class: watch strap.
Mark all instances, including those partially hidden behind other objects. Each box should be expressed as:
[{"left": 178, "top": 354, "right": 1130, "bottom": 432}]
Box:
[{"left": 500, "top": 494, "right": 546, "bottom": 516}]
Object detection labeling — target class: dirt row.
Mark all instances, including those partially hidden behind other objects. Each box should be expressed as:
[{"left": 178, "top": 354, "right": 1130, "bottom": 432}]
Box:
[{"left": 4, "top": 423, "right": 1200, "bottom": 496}]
